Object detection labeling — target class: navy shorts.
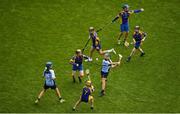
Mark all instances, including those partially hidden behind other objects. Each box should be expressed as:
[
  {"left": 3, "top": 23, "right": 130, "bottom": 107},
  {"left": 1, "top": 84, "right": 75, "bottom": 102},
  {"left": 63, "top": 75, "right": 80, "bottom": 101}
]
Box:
[
  {"left": 120, "top": 23, "right": 129, "bottom": 32},
  {"left": 101, "top": 71, "right": 109, "bottom": 78},
  {"left": 81, "top": 97, "right": 88, "bottom": 103},
  {"left": 81, "top": 94, "right": 89, "bottom": 103},
  {"left": 92, "top": 45, "right": 101, "bottom": 51},
  {"left": 72, "top": 64, "right": 83, "bottom": 71},
  {"left": 135, "top": 41, "right": 141, "bottom": 49}
]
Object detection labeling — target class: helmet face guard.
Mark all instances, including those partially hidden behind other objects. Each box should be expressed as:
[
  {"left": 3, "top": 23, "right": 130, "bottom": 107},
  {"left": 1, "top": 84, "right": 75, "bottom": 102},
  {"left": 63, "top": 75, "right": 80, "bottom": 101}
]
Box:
[
  {"left": 89, "top": 27, "right": 94, "bottom": 33},
  {"left": 46, "top": 62, "right": 52, "bottom": 69},
  {"left": 76, "top": 49, "right": 82, "bottom": 55},
  {"left": 104, "top": 53, "right": 110, "bottom": 59},
  {"left": 86, "top": 80, "right": 92, "bottom": 86},
  {"left": 135, "top": 26, "right": 140, "bottom": 32},
  {"left": 122, "top": 4, "right": 129, "bottom": 9}
]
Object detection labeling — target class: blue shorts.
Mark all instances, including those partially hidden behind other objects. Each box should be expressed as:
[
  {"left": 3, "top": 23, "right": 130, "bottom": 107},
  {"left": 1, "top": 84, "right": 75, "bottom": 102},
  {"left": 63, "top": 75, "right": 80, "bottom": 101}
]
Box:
[
  {"left": 72, "top": 64, "right": 83, "bottom": 71},
  {"left": 92, "top": 45, "right": 101, "bottom": 51},
  {"left": 120, "top": 23, "right": 129, "bottom": 32},
  {"left": 101, "top": 71, "right": 109, "bottom": 78},
  {"left": 81, "top": 96, "right": 89, "bottom": 103},
  {"left": 135, "top": 41, "right": 141, "bottom": 49}
]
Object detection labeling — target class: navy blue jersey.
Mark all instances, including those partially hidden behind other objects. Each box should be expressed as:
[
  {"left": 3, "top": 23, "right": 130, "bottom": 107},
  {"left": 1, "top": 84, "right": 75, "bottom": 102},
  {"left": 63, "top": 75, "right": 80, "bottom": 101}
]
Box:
[
  {"left": 81, "top": 87, "right": 91, "bottom": 102},
  {"left": 72, "top": 55, "right": 83, "bottom": 65},
  {"left": 89, "top": 32, "right": 100, "bottom": 47},
  {"left": 133, "top": 31, "right": 145, "bottom": 42},
  {"left": 120, "top": 11, "right": 130, "bottom": 24}
]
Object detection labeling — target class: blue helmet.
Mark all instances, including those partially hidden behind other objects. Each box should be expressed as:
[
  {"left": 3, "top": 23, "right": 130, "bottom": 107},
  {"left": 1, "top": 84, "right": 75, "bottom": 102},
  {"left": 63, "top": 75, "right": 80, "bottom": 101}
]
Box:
[
  {"left": 46, "top": 62, "right": 52, "bottom": 68},
  {"left": 122, "top": 4, "right": 129, "bottom": 9}
]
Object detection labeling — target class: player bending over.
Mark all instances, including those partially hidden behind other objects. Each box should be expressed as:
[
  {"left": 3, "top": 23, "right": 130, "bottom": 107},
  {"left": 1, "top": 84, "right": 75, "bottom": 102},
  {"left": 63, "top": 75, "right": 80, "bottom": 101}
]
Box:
[
  {"left": 70, "top": 49, "right": 89, "bottom": 83},
  {"left": 72, "top": 80, "right": 95, "bottom": 111},
  {"left": 112, "top": 4, "right": 144, "bottom": 47},
  {"left": 100, "top": 53, "right": 122, "bottom": 96},
  {"left": 35, "top": 62, "right": 65, "bottom": 104},
  {"left": 87, "top": 27, "right": 116, "bottom": 62},
  {"left": 126, "top": 26, "right": 147, "bottom": 62}
]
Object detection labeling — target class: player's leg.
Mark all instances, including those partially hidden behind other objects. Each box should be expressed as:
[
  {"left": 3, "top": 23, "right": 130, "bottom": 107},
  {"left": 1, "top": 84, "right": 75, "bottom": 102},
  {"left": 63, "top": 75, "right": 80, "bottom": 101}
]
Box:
[
  {"left": 124, "top": 24, "right": 129, "bottom": 47},
  {"left": 118, "top": 32, "right": 123, "bottom": 44},
  {"left": 89, "top": 96, "right": 94, "bottom": 110},
  {"left": 89, "top": 47, "right": 95, "bottom": 61},
  {"left": 138, "top": 47, "right": 145, "bottom": 56},
  {"left": 72, "top": 70, "right": 76, "bottom": 83},
  {"left": 124, "top": 32, "right": 129, "bottom": 44},
  {"left": 127, "top": 48, "right": 136, "bottom": 62},
  {"left": 78, "top": 68, "right": 84, "bottom": 83},
  {"left": 35, "top": 88, "right": 46, "bottom": 104},
  {"left": 100, "top": 77, "right": 106, "bottom": 96},
  {"left": 54, "top": 87, "right": 65, "bottom": 103},
  {"left": 118, "top": 24, "right": 124, "bottom": 44},
  {"left": 73, "top": 97, "right": 82, "bottom": 111}
]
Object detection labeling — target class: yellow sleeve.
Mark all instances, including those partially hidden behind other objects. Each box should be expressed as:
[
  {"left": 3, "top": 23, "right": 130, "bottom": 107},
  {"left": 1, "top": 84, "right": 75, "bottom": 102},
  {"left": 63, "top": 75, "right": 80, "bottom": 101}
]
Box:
[
  {"left": 91, "top": 85, "right": 95, "bottom": 92},
  {"left": 96, "top": 37, "right": 100, "bottom": 41},
  {"left": 95, "top": 37, "right": 100, "bottom": 45},
  {"left": 69, "top": 59, "right": 74, "bottom": 63},
  {"left": 129, "top": 10, "right": 134, "bottom": 14}
]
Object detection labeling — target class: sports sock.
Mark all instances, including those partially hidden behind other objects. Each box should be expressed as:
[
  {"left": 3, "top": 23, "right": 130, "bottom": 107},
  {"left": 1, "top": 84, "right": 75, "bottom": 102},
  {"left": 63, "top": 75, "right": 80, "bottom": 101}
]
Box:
[
  {"left": 78, "top": 76, "right": 82, "bottom": 83},
  {"left": 101, "top": 90, "right": 105, "bottom": 93}
]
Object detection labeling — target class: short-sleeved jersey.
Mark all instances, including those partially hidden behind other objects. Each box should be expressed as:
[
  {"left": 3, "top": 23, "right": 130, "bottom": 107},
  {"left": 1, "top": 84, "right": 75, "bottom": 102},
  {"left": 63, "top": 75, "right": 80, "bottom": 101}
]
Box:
[
  {"left": 71, "top": 54, "right": 88, "bottom": 65},
  {"left": 101, "top": 59, "right": 111, "bottom": 73},
  {"left": 43, "top": 69, "right": 56, "bottom": 86},
  {"left": 71, "top": 55, "right": 84, "bottom": 65},
  {"left": 81, "top": 86, "right": 91, "bottom": 100},
  {"left": 133, "top": 31, "right": 145, "bottom": 42},
  {"left": 89, "top": 32, "right": 100, "bottom": 46},
  {"left": 119, "top": 11, "right": 131, "bottom": 24}
]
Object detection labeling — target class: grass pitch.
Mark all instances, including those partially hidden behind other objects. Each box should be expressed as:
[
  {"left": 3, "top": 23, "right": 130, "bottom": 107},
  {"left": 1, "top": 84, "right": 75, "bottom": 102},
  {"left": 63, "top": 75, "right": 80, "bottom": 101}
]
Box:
[{"left": 0, "top": 0, "right": 179, "bottom": 113}]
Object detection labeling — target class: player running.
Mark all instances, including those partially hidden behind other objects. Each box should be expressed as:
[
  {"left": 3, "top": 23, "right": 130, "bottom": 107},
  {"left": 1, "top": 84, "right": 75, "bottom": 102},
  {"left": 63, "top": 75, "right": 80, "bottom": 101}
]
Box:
[
  {"left": 87, "top": 27, "right": 117, "bottom": 62},
  {"left": 70, "top": 49, "right": 89, "bottom": 83},
  {"left": 35, "top": 62, "right": 65, "bottom": 104},
  {"left": 100, "top": 53, "right": 123, "bottom": 96},
  {"left": 126, "top": 26, "right": 147, "bottom": 62},
  {"left": 72, "top": 80, "right": 95, "bottom": 111},
  {"left": 111, "top": 4, "right": 144, "bottom": 46}
]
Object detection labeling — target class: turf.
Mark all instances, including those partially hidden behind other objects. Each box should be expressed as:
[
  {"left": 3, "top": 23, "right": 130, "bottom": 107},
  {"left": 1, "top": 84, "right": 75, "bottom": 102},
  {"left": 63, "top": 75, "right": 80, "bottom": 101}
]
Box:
[{"left": 0, "top": 0, "right": 179, "bottom": 113}]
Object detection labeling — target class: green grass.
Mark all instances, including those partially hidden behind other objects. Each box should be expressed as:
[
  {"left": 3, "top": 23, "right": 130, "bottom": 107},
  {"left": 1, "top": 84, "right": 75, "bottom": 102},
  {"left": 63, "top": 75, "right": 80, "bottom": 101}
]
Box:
[{"left": 0, "top": 0, "right": 180, "bottom": 113}]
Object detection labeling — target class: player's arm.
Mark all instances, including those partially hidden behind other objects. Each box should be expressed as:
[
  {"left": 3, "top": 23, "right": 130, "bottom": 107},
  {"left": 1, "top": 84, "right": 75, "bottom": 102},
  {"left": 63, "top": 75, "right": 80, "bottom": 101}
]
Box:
[
  {"left": 109, "top": 54, "right": 123, "bottom": 68},
  {"left": 133, "top": 38, "right": 136, "bottom": 43},
  {"left": 142, "top": 32, "right": 147, "bottom": 41},
  {"left": 90, "top": 85, "right": 95, "bottom": 93},
  {"left": 95, "top": 37, "right": 100, "bottom": 46},
  {"left": 42, "top": 68, "right": 47, "bottom": 78},
  {"left": 129, "top": 8, "right": 144, "bottom": 14},
  {"left": 70, "top": 56, "right": 79, "bottom": 66},
  {"left": 112, "top": 12, "right": 122, "bottom": 23},
  {"left": 83, "top": 55, "right": 90, "bottom": 59},
  {"left": 69, "top": 57, "right": 75, "bottom": 65},
  {"left": 50, "top": 70, "right": 56, "bottom": 80}
]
